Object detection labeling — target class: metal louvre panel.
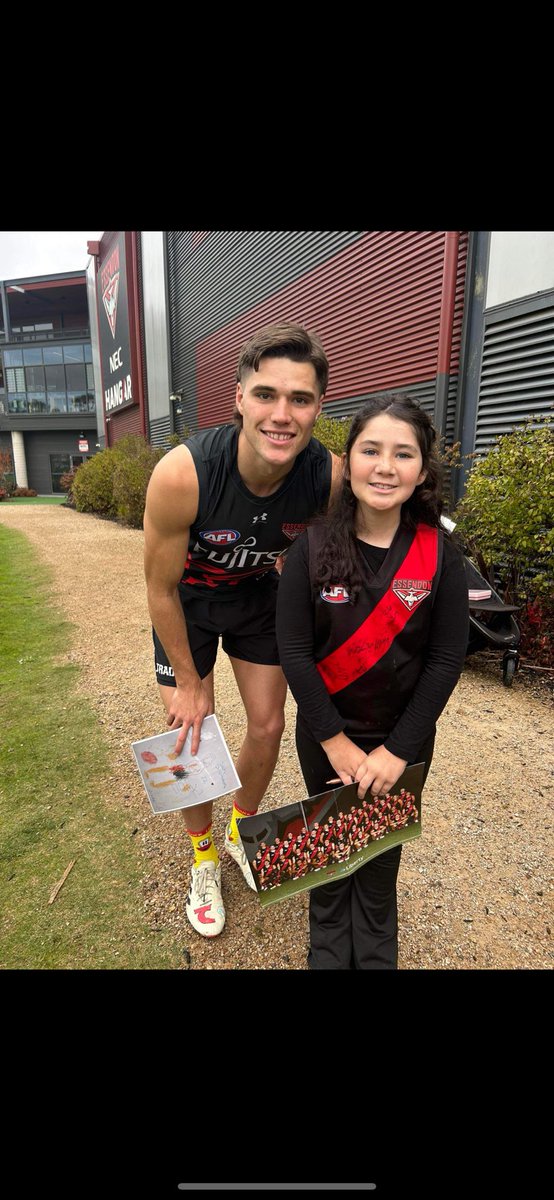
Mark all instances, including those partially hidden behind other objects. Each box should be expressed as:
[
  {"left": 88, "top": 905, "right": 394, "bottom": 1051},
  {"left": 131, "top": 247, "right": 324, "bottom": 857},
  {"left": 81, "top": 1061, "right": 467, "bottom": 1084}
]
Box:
[
  {"left": 450, "top": 231, "right": 469, "bottom": 371},
  {"left": 476, "top": 304, "right": 554, "bottom": 453}
]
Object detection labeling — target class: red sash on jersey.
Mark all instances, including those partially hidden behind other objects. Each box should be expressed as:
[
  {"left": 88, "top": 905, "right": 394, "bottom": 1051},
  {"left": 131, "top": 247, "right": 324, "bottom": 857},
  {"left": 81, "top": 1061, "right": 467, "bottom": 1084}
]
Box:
[{"left": 317, "top": 525, "right": 438, "bottom": 694}]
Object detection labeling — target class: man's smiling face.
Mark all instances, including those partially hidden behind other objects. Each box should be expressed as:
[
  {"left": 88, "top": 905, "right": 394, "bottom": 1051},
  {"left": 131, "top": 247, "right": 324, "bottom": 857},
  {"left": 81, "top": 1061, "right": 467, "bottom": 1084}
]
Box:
[{"left": 236, "top": 355, "right": 323, "bottom": 474}]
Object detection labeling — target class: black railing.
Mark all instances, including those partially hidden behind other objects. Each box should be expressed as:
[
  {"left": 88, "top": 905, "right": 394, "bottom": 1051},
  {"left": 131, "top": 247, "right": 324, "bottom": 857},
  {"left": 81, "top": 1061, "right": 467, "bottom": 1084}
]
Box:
[{"left": 1, "top": 327, "right": 91, "bottom": 344}]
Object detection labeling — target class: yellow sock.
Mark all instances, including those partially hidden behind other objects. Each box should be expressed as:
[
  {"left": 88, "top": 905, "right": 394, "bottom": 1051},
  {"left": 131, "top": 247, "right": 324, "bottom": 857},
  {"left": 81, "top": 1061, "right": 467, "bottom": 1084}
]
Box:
[
  {"left": 227, "top": 801, "right": 256, "bottom": 844},
  {"left": 188, "top": 823, "right": 219, "bottom": 868}
]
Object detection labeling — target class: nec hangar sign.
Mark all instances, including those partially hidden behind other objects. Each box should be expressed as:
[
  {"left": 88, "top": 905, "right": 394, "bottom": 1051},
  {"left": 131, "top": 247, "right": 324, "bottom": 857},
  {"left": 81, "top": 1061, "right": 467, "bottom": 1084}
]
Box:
[{"left": 97, "top": 231, "right": 135, "bottom": 416}]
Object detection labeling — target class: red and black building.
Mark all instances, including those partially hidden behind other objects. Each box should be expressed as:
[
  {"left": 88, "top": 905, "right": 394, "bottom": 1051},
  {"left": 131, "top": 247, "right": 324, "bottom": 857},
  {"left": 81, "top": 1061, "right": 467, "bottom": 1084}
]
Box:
[{"left": 88, "top": 230, "right": 554, "bottom": 506}]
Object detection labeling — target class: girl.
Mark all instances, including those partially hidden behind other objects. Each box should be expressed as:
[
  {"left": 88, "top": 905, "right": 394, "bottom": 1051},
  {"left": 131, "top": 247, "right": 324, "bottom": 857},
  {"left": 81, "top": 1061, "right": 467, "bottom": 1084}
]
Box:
[{"left": 276, "top": 394, "right": 469, "bottom": 969}]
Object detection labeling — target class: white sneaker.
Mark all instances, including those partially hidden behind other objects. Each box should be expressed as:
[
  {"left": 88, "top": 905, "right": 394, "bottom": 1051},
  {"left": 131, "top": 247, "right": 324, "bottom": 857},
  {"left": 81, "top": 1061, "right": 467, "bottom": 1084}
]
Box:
[
  {"left": 185, "top": 861, "right": 225, "bottom": 937},
  {"left": 224, "top": 825, "right": 257, "bottom": 891}
]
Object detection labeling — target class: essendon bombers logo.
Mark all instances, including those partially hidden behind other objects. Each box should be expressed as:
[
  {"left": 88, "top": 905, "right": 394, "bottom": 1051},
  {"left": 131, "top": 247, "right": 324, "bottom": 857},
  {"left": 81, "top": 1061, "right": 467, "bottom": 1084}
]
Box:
[
  {"left": 102, "top": 273, "right": 119, "bottom": 339},
  {"left": 200, "top": 529, "right": 240, "bottom": 545},
  {"left": 321, "top": 585, "right": 350, "bottom": 604},
  {"left": 393, "top": 578, "right": 431, "bottom": 611},
  {"left": 282, "top": 523, "right": 306, "bottom": 541}
]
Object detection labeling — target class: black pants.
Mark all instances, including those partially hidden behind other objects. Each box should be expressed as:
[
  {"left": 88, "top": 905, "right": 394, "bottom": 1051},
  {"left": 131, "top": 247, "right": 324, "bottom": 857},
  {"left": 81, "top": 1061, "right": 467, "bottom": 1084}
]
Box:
[{"left": 295, "top": 723, "right": 435, "bottom": 970}]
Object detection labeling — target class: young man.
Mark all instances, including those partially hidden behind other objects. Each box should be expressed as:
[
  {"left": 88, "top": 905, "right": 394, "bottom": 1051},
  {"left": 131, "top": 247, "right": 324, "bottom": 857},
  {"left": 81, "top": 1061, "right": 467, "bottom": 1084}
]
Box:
[{"left": 143, "top": 322, "right": 342, "bottom": 937}]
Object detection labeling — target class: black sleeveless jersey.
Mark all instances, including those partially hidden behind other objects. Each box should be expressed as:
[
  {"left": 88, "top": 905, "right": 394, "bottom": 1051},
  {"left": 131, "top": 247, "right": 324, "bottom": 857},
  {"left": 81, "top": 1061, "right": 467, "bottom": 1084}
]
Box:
[{"left": 181, "top": 424, "right": 332, "bottom": 600}]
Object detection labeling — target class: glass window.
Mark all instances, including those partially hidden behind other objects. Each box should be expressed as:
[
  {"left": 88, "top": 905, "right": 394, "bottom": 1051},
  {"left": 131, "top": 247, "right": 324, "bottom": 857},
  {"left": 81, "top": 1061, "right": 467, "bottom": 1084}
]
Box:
[
  {"left": 63, "top": 344, "right": 84, "bottom": 363},
  {"left": 28, "top": 393, "right": 48, "bottom": 413},
  {"left": 45, "top": 364, "right": 66, "bottom": 392},
  {"left": 86, "top": 364, "right": 95, "bottom": 390},
  {"left": 8, "top": 393, "right": 29, "bottom": 413},
  {"left": 47, "top": 392, "right": 67, "bottom": 413},
  {"left": 6, "top": 367, "right": 26, "bottom": 391},
  {"left": 4, "top": 350, "right": 23, "bottom": 367},
  {"left": 23, "top": 347, "right": 43, "bottom": 365},
  {"left": 84, "top": 344, "right": 92, "bottom": 362},
  {"left": 25, "top": 365, "right": 45, "bottom": 392},
  {"left": 43, "top": 345, "right": 64, "bottom": 364},
  {"left": 68, "top": 392, "right": 90, "bottom": 413},
  {"left": 65, "top": 364, "right": 86, "bottom": 392}
]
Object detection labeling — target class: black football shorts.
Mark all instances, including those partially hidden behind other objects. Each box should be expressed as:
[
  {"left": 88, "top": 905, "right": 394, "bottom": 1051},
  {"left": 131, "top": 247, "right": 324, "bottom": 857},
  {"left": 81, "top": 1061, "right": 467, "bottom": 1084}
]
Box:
[{"left": 153, "top": 574, "right": 280, "bottom": 684}]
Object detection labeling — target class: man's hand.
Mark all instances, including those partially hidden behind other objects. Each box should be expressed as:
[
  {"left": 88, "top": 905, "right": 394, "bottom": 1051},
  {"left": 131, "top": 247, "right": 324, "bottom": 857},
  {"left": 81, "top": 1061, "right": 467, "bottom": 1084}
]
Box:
[
  {"left": 320, "top": 732, "right": 368, "bottom": 787},
  {"left": 354, "top": 745, "right": 407, "bottom": 799},
  {"left": 166, "top": 680, "right": 213, "bottom": 755}
]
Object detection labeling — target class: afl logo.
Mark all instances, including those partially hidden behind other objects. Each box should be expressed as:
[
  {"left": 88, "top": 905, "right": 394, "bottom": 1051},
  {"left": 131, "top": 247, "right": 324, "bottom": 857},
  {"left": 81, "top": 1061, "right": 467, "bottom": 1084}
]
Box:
[
  {"left": 200, "top": 529, "right": 240, "bottom": 545},
  {"left": 321, "top": 585, "right": 350, "bottom": 604}
]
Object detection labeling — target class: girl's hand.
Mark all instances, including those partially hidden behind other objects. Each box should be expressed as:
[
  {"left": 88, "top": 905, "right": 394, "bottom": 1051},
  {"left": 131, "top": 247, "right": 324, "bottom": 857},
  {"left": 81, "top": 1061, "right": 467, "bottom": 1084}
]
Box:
[
  {"left": 354, "top": 746, "right": 407, "bottom": 799},
  {"left": 320, "top": 732, "right": 368, "bottom": 787}
]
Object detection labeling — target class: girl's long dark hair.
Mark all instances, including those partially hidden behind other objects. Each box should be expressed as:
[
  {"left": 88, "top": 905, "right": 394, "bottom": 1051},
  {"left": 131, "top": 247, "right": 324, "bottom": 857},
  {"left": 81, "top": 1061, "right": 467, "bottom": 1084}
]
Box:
[{"left": 314, "top": 393, "right": 443, "bottom": 603}]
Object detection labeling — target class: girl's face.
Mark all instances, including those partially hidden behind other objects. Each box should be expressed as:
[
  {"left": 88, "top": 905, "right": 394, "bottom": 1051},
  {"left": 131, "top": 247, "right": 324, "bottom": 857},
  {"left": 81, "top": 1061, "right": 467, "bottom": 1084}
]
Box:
[{"left": 347, "top": 413, "right": 427, "bottom": 516}]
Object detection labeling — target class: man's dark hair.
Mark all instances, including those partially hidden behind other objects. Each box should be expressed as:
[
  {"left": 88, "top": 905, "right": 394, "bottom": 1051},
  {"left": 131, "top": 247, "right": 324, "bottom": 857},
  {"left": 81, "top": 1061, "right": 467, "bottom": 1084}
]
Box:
[{"left": 233, "top": 321, "right": 329, "bottom": 425}]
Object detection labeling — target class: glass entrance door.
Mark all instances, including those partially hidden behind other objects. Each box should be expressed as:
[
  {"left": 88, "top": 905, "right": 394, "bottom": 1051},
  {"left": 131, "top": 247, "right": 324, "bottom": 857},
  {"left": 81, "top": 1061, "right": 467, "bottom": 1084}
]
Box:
[{"left": 49, "top": 453, "right": 89, "bottom": 493}]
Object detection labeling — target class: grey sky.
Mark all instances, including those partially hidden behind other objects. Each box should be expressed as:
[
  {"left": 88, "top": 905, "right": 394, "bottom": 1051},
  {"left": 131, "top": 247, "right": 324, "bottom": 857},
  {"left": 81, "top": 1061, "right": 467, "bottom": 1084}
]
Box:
[{"left": 0, "top": 231, "right": 103, "bottom": 281}]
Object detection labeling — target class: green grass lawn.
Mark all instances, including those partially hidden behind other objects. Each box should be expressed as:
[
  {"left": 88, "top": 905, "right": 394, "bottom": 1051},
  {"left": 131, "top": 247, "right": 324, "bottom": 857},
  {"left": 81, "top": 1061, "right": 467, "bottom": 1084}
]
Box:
[
  {"left": 1, "top": 495, "right": 66, "bottom": 504},
  {"left": 0, "top": 525, "right": 184, "bottom": 969}
]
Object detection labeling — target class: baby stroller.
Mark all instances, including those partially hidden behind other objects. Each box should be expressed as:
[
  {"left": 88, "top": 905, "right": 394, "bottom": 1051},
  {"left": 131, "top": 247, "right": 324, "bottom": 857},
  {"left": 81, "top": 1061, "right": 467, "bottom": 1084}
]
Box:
[
  {"left": 440, "top": 517, "right": 521, "bottom": 687},
  {"left": 463, "top": 554, "right": 521, "bottom": 686}
]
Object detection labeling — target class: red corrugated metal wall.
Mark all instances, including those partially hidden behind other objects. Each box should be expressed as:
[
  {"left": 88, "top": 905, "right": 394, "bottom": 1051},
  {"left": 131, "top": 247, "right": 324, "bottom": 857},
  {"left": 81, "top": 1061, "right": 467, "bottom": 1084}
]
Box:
[
  {"left": 107, "top": 404, "right": 142, "bottom": 445},
  {"left": 195, "top": 231, "right": 467, "bottom": 427}
]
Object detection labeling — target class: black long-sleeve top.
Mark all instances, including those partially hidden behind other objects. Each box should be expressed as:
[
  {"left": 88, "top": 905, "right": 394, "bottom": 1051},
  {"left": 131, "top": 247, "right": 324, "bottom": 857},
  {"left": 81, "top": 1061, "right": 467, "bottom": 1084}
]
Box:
[{"left": 276, "top": 531, "right": 469, "bottom": 762}]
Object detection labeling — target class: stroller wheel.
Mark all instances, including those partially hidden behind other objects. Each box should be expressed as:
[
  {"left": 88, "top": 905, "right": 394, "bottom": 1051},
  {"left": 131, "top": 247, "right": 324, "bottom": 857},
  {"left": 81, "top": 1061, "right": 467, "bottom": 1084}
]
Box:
[{"left": 503, "top": 652, "right": 518, "bottom": 687}]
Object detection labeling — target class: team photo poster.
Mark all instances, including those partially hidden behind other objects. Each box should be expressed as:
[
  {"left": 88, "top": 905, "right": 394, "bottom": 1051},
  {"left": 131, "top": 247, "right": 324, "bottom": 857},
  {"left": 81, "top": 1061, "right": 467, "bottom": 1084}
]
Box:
[{"left": 238, "top": 762, "right": 425, "bottom": 907}]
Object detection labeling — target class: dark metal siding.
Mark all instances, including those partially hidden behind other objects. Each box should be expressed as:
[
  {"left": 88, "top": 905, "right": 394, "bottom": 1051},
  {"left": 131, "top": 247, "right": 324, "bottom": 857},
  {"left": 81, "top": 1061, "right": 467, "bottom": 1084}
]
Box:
[
  {"left": 134, "top": 233, "right": 150, "bottom": 440},
  {"left": 475, "top": 291, "right": 554, "bottom": 454},
  {"left": 149, "top": 413, "right": 172, "bottom": 447},
  {"left": 23, "top": 430, "right": 93, "bottom": 494}
]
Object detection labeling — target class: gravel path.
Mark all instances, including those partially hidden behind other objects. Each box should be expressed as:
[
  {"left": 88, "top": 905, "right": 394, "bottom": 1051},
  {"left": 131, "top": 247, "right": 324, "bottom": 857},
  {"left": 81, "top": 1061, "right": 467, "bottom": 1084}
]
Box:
[{"left": 2, "top": 504, "right": 552, "bottom": 970}]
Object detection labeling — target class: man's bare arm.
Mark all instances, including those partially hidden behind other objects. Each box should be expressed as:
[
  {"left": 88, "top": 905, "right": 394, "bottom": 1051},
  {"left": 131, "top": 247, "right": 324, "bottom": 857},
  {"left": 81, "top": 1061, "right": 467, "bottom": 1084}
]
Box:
[
  {"left": 143, "top": 445, "right": 211, "bottom": 754},
  {"left": 329, "top": 450, "right": 344, "bottom": 502}
]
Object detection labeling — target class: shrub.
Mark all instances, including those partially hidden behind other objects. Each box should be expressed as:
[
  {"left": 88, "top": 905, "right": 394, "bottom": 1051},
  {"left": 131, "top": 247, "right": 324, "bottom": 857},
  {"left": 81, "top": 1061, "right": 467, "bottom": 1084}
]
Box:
[
  {"left": 112, "top": 435, "right": 164, "bottom": 528},
  {"left": 454, "top": 415, "right": 554, "bottom": 665},
  {"left": 11, "top": 486, "right": 38, "bottom": 497},
  {"left": 0, "top": 487, "right": 7, "bottom": 501},
  {"left": 59, "top": 469, "right": 78, "bottom": 507},
  {"left": 518, "top": 596, "right": 554, "bottom": 669},
  {"left": 0, "top": 449, "right": 15, "bottom": 493},
  {"left": 166, "top": 426, "right": 192, "bottom": 448},
  {"left": 454, "top": 416, "right": 554, "bottom": 603},
  {"left": 72, "top": 448, "right": 118, "bottom": 517},
  {"left": 314, "top": 413, "right": 351, "bottom": 457}
]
